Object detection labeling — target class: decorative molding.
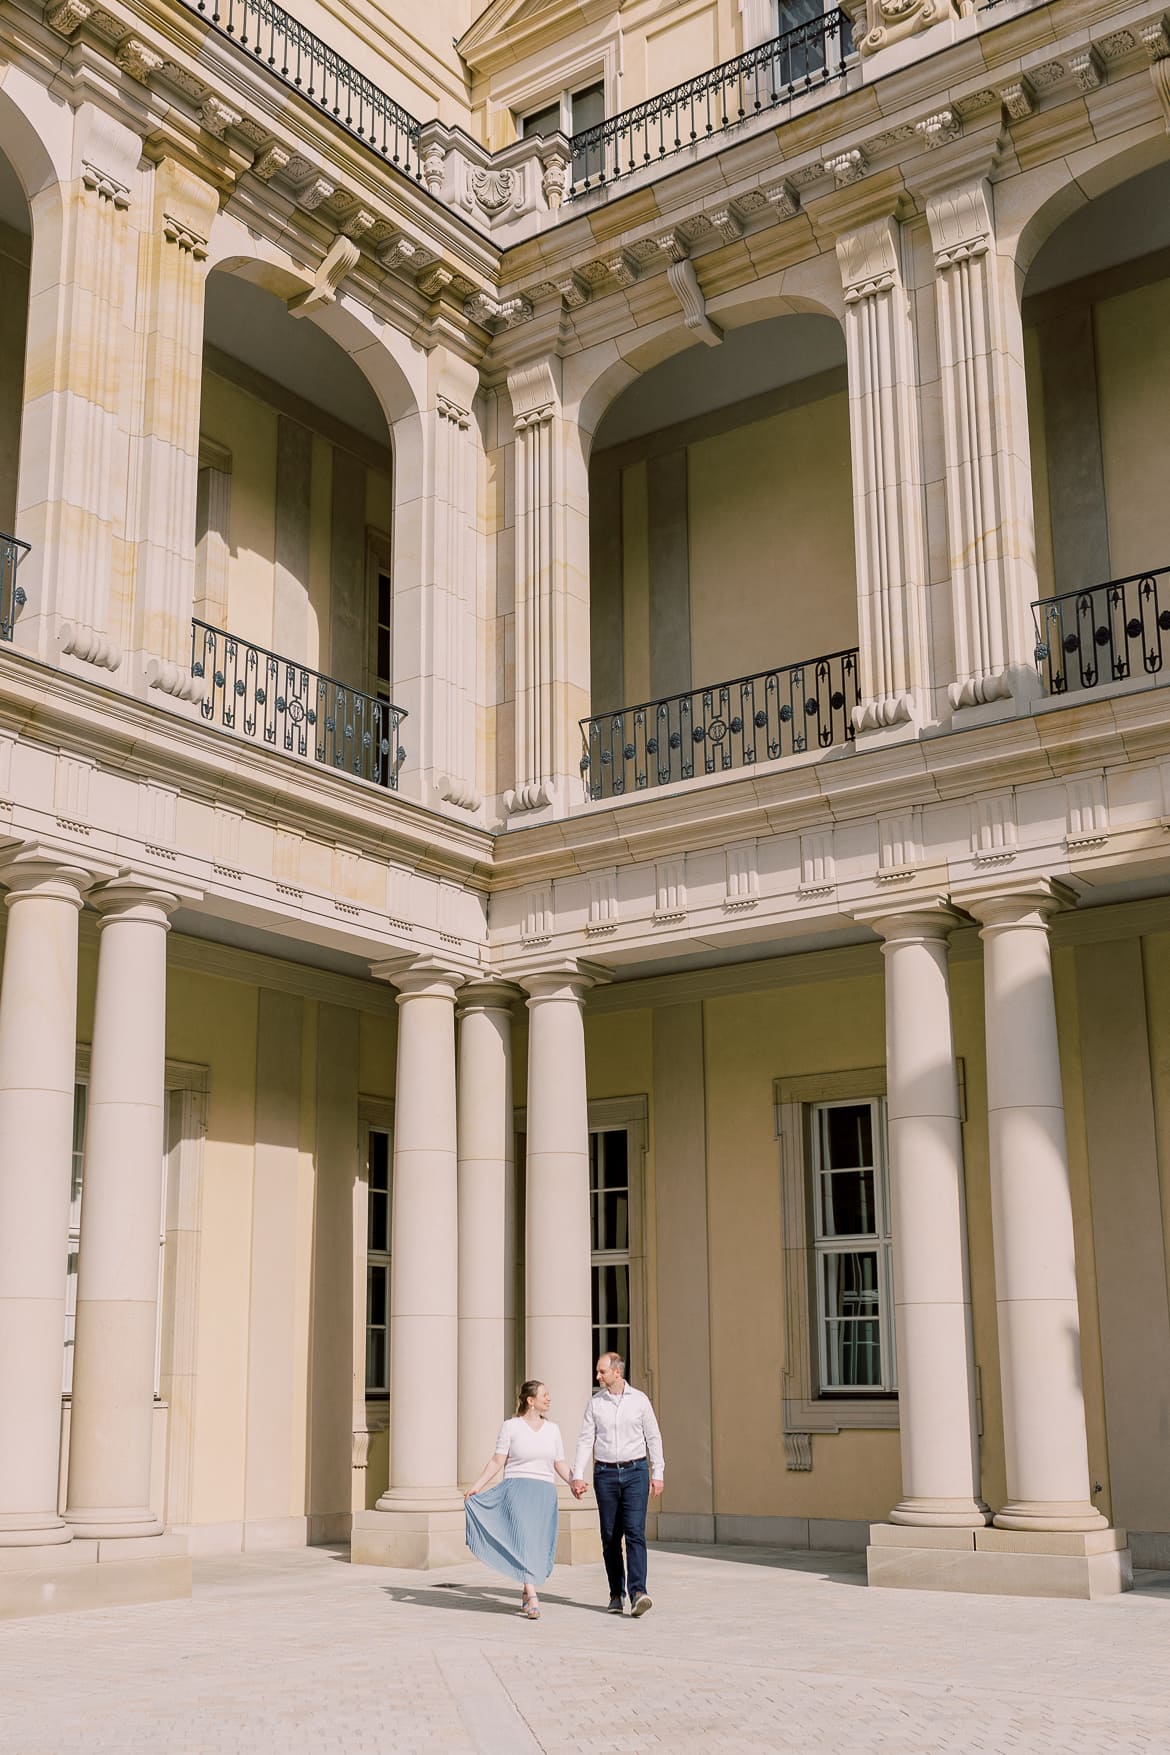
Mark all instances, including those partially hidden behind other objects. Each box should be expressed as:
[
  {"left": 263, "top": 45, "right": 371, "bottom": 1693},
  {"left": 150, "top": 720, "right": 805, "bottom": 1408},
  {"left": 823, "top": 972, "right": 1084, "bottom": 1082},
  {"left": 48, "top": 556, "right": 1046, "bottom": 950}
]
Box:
[
  {"left": 1069, "top": 47, "right": 1105, "bottom": 91},
  {"left": 876, "top": 810, "right": 921, "bottom": 881},
  {"left": 296, "top": 176, "right": 336, "bottom": 212},
  {"left": 251, "top": 143, "right": 291, "bottom": 181},
  {"left": 915, "top": 107, "right": 961, "bottom": 150},
  {"left": 379, "top": 234, "right": 421, "bottom": 274},
  {"left": 287, "top": 234, "right": 361, "bottom": 318},
  {"left": 605, "top": 251, "right": 639, "bottom": 290},
  {"left": 784, "top": 1432, "right": 814, "bottom": 1471},
  {"left": 162, "top": 213, "right": 208, "bottom": 259},
  {"left": 199, "top": 96, "right": 240, "bottom": 139},
  {"left": 665, "top": 256, "right": 723, "bottom": 347},
  {"left": 81, "top": 161, "right": 130, "bottom": 208},
  {"left": 54, "top": 754, "right": 93, "bottom": 829},
  {"left": 724, "top": 842, "right": 760, "bottom": 911},
  {"left": 421, "top": 140, "right": 447, "bottom": 198},
  {"left": 471, "top": 166, "right": 517, "bottom": 215},
  {"left": 1065, "top": 776, "right": 1109, "bottom": 849},
  {"left": 797, "top": 831, "right": 835, "bottom": 897},
  {"left": 823, "top": 149, "right": 867, "bottom": 188},
  {"left": 47, "top": 0, "right": 92, "bottom": 33},
  {"left": 761, "top": 178, "right": 801, "bottom": 220},
  {"left": 653, "top": 858, "right": 687, "bottom": 923},
  {"left": 709, "top": 205, "right": 744, "bottom": 245},
  {"left": 586, "top": 868, "right": 619, "bottom": 936},
  {"left": 521, "top": 884, "right": 553, "bottom": 945},
  {"left": 1000, "top": 78, "right": 1035, "bottom": 119},
  {"left": 116, "top": 36, "right": 165, "bottom": 82},
  {"left": 970, "top": 793, "right": 1018, "bottom": 863},
  {"left": 137, "top": 782, "right": 178, "bottom": 851},
  {"left": 540, "top": 147, "right": 570, "bottom": 212}
]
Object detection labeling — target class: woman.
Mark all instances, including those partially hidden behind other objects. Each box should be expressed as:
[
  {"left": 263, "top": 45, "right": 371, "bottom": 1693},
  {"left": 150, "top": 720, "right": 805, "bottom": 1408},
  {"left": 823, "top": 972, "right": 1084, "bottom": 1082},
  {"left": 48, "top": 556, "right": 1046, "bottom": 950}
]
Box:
[{"left": 464, "top": 1380, "right": 575, "bottom": 1619}]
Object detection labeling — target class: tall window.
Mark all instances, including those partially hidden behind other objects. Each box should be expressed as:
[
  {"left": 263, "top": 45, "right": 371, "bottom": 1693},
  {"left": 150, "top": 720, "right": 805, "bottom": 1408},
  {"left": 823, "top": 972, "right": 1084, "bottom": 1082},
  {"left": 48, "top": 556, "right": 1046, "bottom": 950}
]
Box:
[
  {"left": 65, "top": 1081, "right": 169, "bottom": 1396},
  {"left": 810, "top": 1097, "right": 895, "bottom": 1395},
  {"left": 520, "top": 78, "right": 605, "bottom": 185},
  {"left": 365, "top": 1126, "right": 391, "bottom": 1398},
  {"left": 589, "top": 1127, "right": 631, "bottom": 1367}
]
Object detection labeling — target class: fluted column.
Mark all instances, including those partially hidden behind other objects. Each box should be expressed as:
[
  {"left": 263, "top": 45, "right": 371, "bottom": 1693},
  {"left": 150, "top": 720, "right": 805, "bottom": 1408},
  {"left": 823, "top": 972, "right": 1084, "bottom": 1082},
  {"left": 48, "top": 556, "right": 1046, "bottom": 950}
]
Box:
[
  {"left": 958, "top": 883, "right": 1106, "bottom": 1531},
  {"left": 865, "top": 902, "right": 987, "bottom": 1527},
  {"left": 15, "top": 105, "right": 141, "bottom": 672},
  {"left": 65, "top": 877, "right": 179, "bottom": 1537},
  {"left": 503, "top": 358, "right": 590, "bottom": 816},
  {"left": 456, "top": 984, "right": 517, "bottom": 1486},
  {"left": 911, "top": 143, "right": 1040, "bottom": 712},
  {"left": 520, "top": 963, "right": 596, "bottom": 1429},
  {"left": 375, "top": 961, "right": 463, "bottom": 1508},
  {"left": 835, "top": 210, "right": 932, "bottom": 733},
  {"left": 128, "top": 158, "right": 219, "bottom": 705},
  {"left": 0, "top": 852, "right": 91, "bottom": 1546}
]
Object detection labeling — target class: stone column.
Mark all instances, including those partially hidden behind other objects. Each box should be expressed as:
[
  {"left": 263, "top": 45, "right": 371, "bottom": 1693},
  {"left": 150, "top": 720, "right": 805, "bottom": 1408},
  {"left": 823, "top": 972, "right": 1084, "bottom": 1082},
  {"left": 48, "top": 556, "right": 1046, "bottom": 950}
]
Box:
[
  {"left": 865, "top": 902, "right": 987, "bottom": 1526},
  {"left": 64, "top": 877, "right": 179, "bottom": 1538},
  {"left": 832, "top": 204, "right": 932, "bottom": 734},
  {"left": 521, "top": 964, "right": 594, "bottom": 1428},
  {"left": 911, "top": 140, "right": 1040, "bottom": 714},
  {"left": 391, "top": 351, "right": 482, "bottom": 815},
  {"left": 15, "top": 105, "right": 141, "bottom": 672},
  {"left": 128, "top": 159, "right": 220, "bottom": 705},
  {"left": 456, "top": 984, "right": 517, "bottom": 1486},
  {"left": 353, "top": 960, "right": 465, "bottom": 1568},
  {"left": 0, "top": 852, "right": 90, "bottom": 1546},
  {"left": 960, "top": 883, "right": 1106, "bottom": 1532},
  {"left": 501, "top": 357, "right": 590, "bottom": 817}
]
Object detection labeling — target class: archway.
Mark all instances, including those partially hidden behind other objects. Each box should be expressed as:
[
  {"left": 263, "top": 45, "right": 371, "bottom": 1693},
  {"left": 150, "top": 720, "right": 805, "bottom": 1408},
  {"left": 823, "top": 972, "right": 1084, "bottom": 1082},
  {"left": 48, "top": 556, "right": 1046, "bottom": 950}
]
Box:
[{"left": 583, "top": 312, "right": 855, "bottom": 794}]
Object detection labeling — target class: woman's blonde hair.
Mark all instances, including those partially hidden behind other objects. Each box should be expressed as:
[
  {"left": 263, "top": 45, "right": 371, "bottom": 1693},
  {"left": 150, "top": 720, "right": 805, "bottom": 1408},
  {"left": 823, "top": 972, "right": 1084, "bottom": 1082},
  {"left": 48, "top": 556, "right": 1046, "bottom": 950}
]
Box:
[{"left": 516, "top": 1379, "right": 544, "bottom": 1416}]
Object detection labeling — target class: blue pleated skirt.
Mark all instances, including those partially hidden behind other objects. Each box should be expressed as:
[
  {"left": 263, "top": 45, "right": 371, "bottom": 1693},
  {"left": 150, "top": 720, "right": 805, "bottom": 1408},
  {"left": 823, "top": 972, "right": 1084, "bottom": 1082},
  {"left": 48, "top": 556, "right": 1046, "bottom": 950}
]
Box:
[{"left": 465, "top": 1477, "right": 559, "bottom": 1585}]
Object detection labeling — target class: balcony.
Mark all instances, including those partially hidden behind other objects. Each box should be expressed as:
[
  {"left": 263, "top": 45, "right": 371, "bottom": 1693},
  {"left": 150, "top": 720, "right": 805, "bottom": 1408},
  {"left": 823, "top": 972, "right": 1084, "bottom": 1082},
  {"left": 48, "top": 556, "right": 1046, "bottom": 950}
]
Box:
[
  {"left": 0, "top": 534, "right": 29, "bottom": 643},
  {"left": 1032, "top": 570, "right": 1170, "bottom": 699},
  {"left": 191, "top": 619, "right": 407, "bottom": 790},
  {"left": 580, "top": 648, "right": 859, "bottom": 802}
]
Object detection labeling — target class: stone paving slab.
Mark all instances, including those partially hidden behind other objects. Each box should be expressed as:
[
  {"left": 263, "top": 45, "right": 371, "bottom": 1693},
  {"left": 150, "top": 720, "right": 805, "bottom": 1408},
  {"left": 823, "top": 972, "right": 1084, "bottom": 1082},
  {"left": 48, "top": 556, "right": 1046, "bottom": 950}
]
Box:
[{"left": 1, "top": 1543, "right": 1169, "bottom": 1752}]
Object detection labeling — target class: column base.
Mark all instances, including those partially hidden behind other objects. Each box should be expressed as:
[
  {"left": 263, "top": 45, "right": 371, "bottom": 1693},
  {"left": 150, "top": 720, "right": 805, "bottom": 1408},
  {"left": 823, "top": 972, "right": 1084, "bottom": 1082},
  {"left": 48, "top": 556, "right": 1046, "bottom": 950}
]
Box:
[
  {"left": 0, "top": 1513, "right": 72, "bottom": 1547},
  {"left": 554, "top": 1503, "right": 602, "bottom": 1566},
  {"left": 993, "top": 1500, "right": 1109, "bottom": 1532},
  {"left": 867, "top": 1523, "right": 1132, "bottom": 1598},
  {"left": 888, "top": 1497, "right": 990, "bottom": 1529},
  {"left": 352, "top": 1497, "right": 468, "bottom": 1571},
  {"left": 0, "top": 1532, "right": 190, "bottom": 1620},
  {"left": 62, "top": 1508, "right": 165, "bottom": 1539}
]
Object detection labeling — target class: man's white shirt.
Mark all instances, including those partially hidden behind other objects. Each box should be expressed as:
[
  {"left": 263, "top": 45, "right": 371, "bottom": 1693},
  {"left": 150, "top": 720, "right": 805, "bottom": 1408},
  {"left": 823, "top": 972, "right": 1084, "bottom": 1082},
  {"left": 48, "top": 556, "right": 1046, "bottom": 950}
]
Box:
[{"left": 573, "top": 1383, "right": 665, "bottom": 1483}]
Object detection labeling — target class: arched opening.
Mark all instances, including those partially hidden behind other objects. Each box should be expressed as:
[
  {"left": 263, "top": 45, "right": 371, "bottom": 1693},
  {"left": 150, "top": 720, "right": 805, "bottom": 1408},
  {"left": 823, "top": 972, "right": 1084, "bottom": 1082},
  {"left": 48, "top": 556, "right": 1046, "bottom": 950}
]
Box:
[
  {"left": 584, "top": 313, "right": 855, "bottom": 795},
  {"left": 0, "top": 141, "right": 31, "bottom": 642},
  {"left": 195, "top": 267, "right": 399, "bottom": 781},
  {"left": 1023, "top": 157, "right": 1170, "bottom": 696}
]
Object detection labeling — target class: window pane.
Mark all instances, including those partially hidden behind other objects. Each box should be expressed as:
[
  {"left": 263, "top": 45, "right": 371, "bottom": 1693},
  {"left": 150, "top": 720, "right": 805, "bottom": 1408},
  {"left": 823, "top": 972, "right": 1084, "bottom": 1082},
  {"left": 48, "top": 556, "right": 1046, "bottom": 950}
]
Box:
[
  {"left": 818, "top": 1103, "right": 874, "bottom": 1171},
  {"left": 593, "top": 1262, "right": 630, "bottom": 1328},
  {"left": 598, "top": 1189, "right": 629, "bottom": 1252},
  {"left": 594, "top": 1324, "right": 630, "bottom": 1367},
  {"left": 378, "top": 572, "right": 391, "bottom": 624},
  {"left": 819, "top": 1168, "right": 876, "bottom": 1239},
  {"left": 368, "top": 1189, "right": 389, "bottom": 1254},
  {"left": 571, "top": 80, "right": 605, "bottom": 134},
  {"left": 598, "top": 1131, "right": 628, "bottom": 1190},
  {"left": 521, "top": 98, "right": 562, "bottom": 139},
  {"left": 823, "top": 1318, "right": 883, "bottom": 1387},
  {"left": 366, "top": 1328, "right": 387, "bottom": 1394},
  {"left": 369, "top": 1132, "right": 389, "bottom": 1193},
  {"left": 367, "top": 1263, "right": 388, "bottom": 1325},
  {"left": 376, "top": 626, "right": 391, "bottom": 682},
  {"left": 822, "top": 1249, "right": 880, "bottom": 1319}
]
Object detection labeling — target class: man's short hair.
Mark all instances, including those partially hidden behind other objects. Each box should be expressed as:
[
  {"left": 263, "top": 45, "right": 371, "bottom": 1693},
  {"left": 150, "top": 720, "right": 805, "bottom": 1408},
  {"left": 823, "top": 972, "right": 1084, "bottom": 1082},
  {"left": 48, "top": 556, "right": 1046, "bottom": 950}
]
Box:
[{"left": 599, "top": 1351, "right": 625, "bottom": 1374}]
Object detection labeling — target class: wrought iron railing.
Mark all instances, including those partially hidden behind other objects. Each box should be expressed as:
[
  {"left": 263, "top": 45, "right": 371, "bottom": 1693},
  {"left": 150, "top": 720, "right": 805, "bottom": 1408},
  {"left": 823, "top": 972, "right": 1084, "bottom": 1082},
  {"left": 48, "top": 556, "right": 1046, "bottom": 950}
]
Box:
[
  {"left": 187, "top": 0, "right": 423, "bottom": 181},
  {"left": 580, "top": 647, "right": 859, "bottom": 800},
  {"left": 0, "top": 532, "right": 29, "bottom": 643},
  {"left": 1032, "top": 569, "right": 1170, "bottom": 696},
  {"left": 568, "top": 10, "right": 853, "bottom": 196},
  {"left": 192, "top": 619, "right": 407, "bottom": 788}
]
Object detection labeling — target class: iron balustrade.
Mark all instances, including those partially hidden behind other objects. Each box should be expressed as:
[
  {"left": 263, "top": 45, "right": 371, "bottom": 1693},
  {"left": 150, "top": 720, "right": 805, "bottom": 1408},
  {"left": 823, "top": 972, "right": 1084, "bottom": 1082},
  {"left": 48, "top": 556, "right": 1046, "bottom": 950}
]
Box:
[
  {"left": 0, "top": 532, "right": 29, "bottom": 643},
  {"left": 1032, "top": 569, "right": 1170, "bottom": 696},
  {"left": 580, "top": 647, "right": 859, "bottom": 801},
  {"left": 568, "top": 10, "right": 853, "bottom": 196},
  {"left": 192, "top": 619, "right": 407, "bottom": 789},
  {"left": 187, "top": 0, "right": 423, "bottom": 181}
]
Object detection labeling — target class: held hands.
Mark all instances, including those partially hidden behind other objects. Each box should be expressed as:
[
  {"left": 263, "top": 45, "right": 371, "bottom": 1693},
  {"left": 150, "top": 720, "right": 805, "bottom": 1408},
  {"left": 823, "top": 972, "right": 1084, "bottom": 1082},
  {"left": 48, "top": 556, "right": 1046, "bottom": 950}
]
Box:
[{"left": 570, "top": 1478, "right": 589, "bottom": 1499}]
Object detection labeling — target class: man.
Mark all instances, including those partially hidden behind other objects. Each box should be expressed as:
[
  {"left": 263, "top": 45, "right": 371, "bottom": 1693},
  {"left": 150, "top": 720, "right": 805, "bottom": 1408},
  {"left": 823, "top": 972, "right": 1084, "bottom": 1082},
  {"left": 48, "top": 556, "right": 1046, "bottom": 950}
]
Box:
[{"left": 572, "top": 1351, "right": 664, "bottom": 1617}]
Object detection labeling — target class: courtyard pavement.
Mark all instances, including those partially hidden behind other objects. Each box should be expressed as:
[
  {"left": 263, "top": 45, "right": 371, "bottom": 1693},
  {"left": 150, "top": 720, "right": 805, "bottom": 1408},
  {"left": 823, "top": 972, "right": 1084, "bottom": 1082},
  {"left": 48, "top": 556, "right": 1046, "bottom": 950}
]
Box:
[{"left": 3, "top": 1542, "right": 1170, "bottom": 1752}]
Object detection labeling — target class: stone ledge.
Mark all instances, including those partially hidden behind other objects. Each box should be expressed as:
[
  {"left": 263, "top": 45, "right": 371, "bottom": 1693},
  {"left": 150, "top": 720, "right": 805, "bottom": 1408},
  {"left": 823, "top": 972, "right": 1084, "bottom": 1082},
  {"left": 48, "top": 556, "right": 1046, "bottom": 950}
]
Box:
[
  {"left": 867, "top": 1523, "right": 1132, "bottom": 1598},
  {"left": 0, "top": 1535, "right": 192, "bottom": 1620}
]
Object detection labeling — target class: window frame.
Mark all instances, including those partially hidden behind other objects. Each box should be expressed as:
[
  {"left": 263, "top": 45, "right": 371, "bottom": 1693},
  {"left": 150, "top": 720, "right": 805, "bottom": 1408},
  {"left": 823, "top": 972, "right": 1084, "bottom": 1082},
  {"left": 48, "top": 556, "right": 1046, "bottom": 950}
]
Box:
[
  {"left": 774, "top": 1068, "right": 899, "bottom": 1450},
  {"left": 362, "top": 1114, "right": 393, "bottom": 1404},
  {"left": 588, "top": 1096, "right": 649, "bottom": 1395},
  {"left": 809, "top": 1095, "right": 896, "bottom": 1397},
  {"left": 491, "top": 36, "right": 618, "bottom": 153}
]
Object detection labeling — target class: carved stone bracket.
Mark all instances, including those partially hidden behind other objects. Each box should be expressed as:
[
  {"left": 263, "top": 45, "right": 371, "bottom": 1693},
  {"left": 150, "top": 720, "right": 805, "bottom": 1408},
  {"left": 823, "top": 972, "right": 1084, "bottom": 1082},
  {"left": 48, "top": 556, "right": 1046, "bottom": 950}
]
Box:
[
  {"left": 81, "top": 161, "right": 130, "bottom": 209},
  {"left": 162, "top": 212, "right": 208, "bottom": 259},
  {"left": 251, "top": 143, "right": 291, "bottom": 182},
  {"left": 860, "top": 0, "right": 961, "bottom": 59},
  {"left": 199, "top": 97, "right": 241, "bottom": 139},
  {"left": 287, "top": 234, "right": 360, "bottom": 318},
  {"left": 116, "top": 36, "right": 165, "bottom": 83},
  {"left": 47, "top": 0, "right": 92, "bottom": 31}
]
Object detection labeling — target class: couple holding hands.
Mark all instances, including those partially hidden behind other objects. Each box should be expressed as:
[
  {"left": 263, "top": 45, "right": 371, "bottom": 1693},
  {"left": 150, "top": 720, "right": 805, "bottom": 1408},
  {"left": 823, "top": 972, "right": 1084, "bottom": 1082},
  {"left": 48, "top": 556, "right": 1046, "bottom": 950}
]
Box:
[{"left": 464, "top": 1351, "right": 665, "bottom": 1620}]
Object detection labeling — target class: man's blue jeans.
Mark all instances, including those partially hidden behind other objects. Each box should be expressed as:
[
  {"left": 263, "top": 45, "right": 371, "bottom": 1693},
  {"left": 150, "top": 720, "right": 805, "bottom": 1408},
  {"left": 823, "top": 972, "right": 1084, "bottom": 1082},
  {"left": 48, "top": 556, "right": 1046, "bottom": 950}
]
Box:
[{"left": 593, "top": 1458, "right": 649, "bottom": 1600}]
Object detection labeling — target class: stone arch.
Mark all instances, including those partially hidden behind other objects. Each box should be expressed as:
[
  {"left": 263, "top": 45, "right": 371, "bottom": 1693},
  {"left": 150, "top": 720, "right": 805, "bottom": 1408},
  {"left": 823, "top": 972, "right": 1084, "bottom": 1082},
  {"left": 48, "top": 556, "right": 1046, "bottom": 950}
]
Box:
[{"left": 1003, "top": 126, "right": 1170, "bottom": 282}]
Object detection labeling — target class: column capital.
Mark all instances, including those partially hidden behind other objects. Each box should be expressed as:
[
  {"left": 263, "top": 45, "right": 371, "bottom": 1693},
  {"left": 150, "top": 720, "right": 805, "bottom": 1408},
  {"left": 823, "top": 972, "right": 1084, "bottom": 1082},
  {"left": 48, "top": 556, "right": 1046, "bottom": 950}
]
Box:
[
  {"left": 515, "top": 957, "right": 610, "bottom": 1004},
  {"left": 951, "top": 878, "right": 1076, "bottom": 931},
  {"left": 370, "top": 953, "right": 465, "bottom": 1001},
  {"left": 903, "top": 125, "right": 1004, "bottom": 215},
  {"left": 89, "top": 870, "right": 195, "bottom": 924},
  {"left": 0, "top": 844, "right": 108, "bottom": 906},
  {"left": 808, "top": 169, "right": 910, "bottom": 252},
  {"left": 456, "top": 979, "right": 521, "bottom": 1017},
  {"left": 854, "top": 896, "right": 965, "bottom": 943}
]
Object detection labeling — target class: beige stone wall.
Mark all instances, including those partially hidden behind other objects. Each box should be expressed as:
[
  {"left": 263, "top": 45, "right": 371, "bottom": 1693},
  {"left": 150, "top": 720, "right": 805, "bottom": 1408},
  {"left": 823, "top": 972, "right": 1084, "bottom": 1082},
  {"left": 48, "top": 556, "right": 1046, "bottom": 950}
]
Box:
[
  {"left": 295, "top": 0, "right": 476, "bottom": 127},
  {"left": 591, "top": 379, "right": 856, "bottom": 708},
  {"left": 1094, "top": 276, "right": 1170, "bottom": 580},
  {"left": 0, "top": 221, "right": 28, "bottom": 535},
  {"left": 198, "top": 368, "right": 392, "bottom": 681}
]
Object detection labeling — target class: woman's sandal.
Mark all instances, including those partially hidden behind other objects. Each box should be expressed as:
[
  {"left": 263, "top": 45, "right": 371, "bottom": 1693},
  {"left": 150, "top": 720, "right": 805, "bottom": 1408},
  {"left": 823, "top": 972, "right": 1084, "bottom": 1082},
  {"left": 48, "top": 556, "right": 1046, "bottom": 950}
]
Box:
[{"left": 522, "top": 1595, "right": 541, "bottom": 1619}]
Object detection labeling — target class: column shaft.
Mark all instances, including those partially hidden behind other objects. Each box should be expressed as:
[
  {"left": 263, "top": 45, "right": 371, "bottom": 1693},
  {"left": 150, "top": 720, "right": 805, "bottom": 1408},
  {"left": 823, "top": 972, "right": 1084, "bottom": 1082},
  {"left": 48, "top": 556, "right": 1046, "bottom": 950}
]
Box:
[
  {"left": 875, "top": 906, "right": 987, "bottom": 1526},
  {"left": 521, "top": 969, "right": 593, "bottom": 1432},
  {"left": 0, "top": 857, "right": 89, "bottom": 1545},
  {"left": 377, "top": 967, "right": 461, "bottom": 1506},
  {"left": 965, "top": 887, "right": 1105, "bottom": 1531},
  {"left": 456, "top": 986, "right": 516, "bottom": 1485},
  {"left": 65, "top": 880, "right": 177, "bottom": 1537}
]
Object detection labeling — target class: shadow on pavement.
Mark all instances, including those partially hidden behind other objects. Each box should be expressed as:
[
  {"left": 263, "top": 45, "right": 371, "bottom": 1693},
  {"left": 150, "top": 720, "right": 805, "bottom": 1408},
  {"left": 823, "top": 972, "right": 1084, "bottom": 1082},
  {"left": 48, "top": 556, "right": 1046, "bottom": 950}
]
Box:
[
  {"left": 651, "top": 1541, "right": 868, "bottom": 1586},
  {"left": 379, "top": 1582, "right": 615, "bottom": 1616}
]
